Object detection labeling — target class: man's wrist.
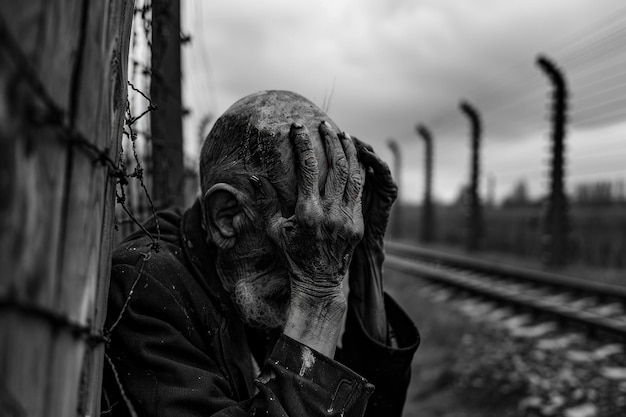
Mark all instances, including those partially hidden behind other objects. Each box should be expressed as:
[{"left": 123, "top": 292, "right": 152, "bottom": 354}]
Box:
[{"left": 283, "top": 289, "right": 346, "bottom": 358}]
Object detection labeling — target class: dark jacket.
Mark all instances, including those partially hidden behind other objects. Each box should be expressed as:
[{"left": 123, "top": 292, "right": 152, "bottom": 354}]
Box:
[{"left": 103, "top": 200, "right": 419, "bottom": 417}]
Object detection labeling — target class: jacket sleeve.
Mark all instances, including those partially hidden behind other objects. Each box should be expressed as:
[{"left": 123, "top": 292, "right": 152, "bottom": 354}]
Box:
[
  {"left": 104, "top": 263, "right": 374, "bottom": 417},
  {"left": 253, "top": 336, "right": 374, "bottom": 417},
  {"left": 336, "top": 293, "right": 420, "bottom": 417}
]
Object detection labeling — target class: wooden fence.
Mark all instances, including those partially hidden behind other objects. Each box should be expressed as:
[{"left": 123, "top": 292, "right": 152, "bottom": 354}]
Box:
[{"left": 0, "top": 2, "right": 133, "bottom": 416}]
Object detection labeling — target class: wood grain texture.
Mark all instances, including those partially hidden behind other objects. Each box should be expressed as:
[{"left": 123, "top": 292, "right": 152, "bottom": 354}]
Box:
[
  {"left": 0, "top": 1, "right": 134, "bottom": 416},
  {"left": 151, "top": 0, "right": 184, "bottom": 208},
  {"left": 0, "top": 21, "right": 69, "bottom": 417}
]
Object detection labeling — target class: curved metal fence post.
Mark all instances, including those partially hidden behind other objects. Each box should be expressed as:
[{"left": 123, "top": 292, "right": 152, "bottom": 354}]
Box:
[
  {"left": 387, "top": 138, "right": 401, "bottom": 239},
  {"left": 459, "top": 101, "right": 484, "bottom": 252},
  {"left": 416, "top": 124, "right": 435, "bottom": 243},
  {"left": 537, "top": 55, "right": 571, "bottom": 267}
]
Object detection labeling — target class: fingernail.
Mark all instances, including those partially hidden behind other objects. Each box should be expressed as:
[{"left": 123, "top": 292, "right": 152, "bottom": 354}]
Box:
[
  {"left": 342, "top": 131, "right": 351, "bottom": 140},
  {"left": 323, "top": 121, "right": 331, "bottom": 128},
  {"left": 249, "top": 175, "right": 262, "bottom": 189},
  {"left": 293, "top": 122, "right": 304, "bottom": 129}
]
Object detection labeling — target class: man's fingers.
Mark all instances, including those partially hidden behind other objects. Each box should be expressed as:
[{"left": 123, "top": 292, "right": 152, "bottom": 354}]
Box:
[
  {"left": 352, "top": 136, "right": 374, "bottom": 154},
  {"left": 340, "top": 132, "right": 363, "bottom": 205},
  {"left": 290, "top": 123, "right": 323, "bottom": 232},
  {"left": 291, "top": 123, "right": 318, "bottom": 198},
  {"left": 359, "top": 147, "right": 392, "bottom": 177},
  {"left": 359, "top": 148, "right": 398, "bottom": 200},
  {"left": 320, "top": 121, "right": 348, "bottom": 200}
]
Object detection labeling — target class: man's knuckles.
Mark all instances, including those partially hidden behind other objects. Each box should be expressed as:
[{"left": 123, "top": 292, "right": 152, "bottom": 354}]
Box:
[
  {"left": 345, "top": 223, "right": 364, "bottom": 244},
  {"left": 296, "top": 200, "right": 323, "bottom": 231},
  {"left": 323, "top": 212, "right": 346, "bottom": 233}
]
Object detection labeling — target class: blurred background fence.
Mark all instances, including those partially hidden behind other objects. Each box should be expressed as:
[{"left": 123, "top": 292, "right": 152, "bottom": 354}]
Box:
[{"left": 385, "top": 10, "right": 626, "bottom": 272}]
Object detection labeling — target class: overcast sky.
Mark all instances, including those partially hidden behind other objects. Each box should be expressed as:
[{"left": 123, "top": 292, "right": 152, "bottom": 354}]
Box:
[{"left": 180, "top": 0, "right": 626, "bottom": 203}]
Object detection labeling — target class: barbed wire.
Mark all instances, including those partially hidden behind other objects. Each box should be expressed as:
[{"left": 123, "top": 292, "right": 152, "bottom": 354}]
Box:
[
  {"left": 425, "top": 6, "right": 626, "bottom": 136},
  {"left": 0, "top": 17, "right": 120, "bottom": 174},
  {"left": 120, "top": 83, "right": 161, "bottom": 249},
  {"left": 104, "top": 353, "right": 139, "bottom": 417},
  {"left": 1, "top": 11, "right": 161, "bottom": 249},
  {"left": 102, "top": 3, "right": 187, "bottom": 415}
]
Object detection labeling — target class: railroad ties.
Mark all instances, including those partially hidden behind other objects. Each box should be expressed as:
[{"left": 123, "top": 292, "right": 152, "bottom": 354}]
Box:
[
  {"left": 384, "top": 241, "right": 626, "bottom": 343},
  {"left": 385, "top": 241, "right": 626, "bottom": 414}
]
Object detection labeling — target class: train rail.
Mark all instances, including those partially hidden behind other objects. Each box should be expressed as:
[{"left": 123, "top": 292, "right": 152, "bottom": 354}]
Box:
[{"left": 384, "top": 241, "right": 626, "bottom": 342}]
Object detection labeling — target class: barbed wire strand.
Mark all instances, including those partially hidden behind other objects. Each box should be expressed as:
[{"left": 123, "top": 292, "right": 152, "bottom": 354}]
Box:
[
  {"left": 105, "top": 256, "right": 150, "bottom": 336},
  {"left": 123, "top": 96, "right": 161, "bottom": 248},
  {"left": 105, "top": 353, "right": 139, "bottom": 417}
]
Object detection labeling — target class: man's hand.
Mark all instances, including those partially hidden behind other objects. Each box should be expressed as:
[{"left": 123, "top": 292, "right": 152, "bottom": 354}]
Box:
[
  {"left": 349, "top": 138, "right": 398, "bottom": 344},
  {"left": 255, "top": 121, "right": 364, "bottom": 356}
]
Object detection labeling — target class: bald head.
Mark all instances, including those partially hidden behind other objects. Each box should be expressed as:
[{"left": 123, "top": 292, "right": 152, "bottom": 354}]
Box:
[{"left": 200, "top": 90, "right": 340, "bottom": 211}]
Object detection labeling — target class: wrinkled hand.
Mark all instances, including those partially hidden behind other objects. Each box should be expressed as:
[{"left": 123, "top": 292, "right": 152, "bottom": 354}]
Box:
[
  {"left": 255, "top": 122, "right": 365, "bottom": 302},
  {"left": 348, "top": 138, "right": 397, "bottom": 344},
  {"left": 354, "top": 138, "right": 398, "bottom": 248}
]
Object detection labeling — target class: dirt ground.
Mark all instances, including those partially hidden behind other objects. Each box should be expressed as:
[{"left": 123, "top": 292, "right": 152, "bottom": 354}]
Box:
[
  {"left": 385, "top": 261, "right": 626, "bottom": 417},
  {"left": 385, "top": 269, "right": 522, "bottom": 417}
]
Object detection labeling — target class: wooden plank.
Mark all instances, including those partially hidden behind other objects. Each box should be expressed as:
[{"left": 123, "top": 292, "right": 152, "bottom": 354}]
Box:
[
  {"left": 35, "top": 0, "right": 83, "bottom": 111},
  {"left": 0, "top": 0, "right": 46, "bottom": 66},
  {"left": 0, "top": 313, "right": 52, "bottom": 417},
  {"left": 0, "top": 0, "right": 82, "bottom": 111},
  {"left": 0, "top": 1, "right": 134, "bottom": 415},
  {"left": 151, "top": 0, "right": 184, "bottom": 208},
  {"left": 0, "top": 16, "right": 71, "bottom": 417},
  {"left": 51, "top": 1, "right": 134, "bottom": 416}
]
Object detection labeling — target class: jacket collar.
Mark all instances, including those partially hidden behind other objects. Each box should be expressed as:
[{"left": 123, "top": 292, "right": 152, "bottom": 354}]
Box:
[
  {"left": 181, "top": 199, "right": 260, "bottom": 398},
  {"left": 180, "top": 199, "right": 234, "bottom": 315}
]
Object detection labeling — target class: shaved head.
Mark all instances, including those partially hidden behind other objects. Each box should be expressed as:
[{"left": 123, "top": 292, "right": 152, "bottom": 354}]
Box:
[{"left": 200, "top": 90, "right": 340, "bottom": 213}]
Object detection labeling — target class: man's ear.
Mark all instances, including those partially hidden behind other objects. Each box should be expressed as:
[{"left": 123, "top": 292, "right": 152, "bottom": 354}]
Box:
[{"left": 203, "top": 184, "right": 249, "bottom": 250}]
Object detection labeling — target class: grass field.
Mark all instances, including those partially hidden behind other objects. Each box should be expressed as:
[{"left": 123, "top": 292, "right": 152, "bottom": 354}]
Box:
[{"left": 391, "top": 203, "right": 626, "bottom": 284}]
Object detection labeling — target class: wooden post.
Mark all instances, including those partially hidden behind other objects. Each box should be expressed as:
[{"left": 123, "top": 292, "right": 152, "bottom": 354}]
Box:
[
  {"left": 151, "top": 0, "right": 184, "bottom": 209},
  {"left": 0, "top": 2, "right": 133, "bottom": 416},
  {"left": 416, "top": 124, "right": 435, "bottom": 243}
]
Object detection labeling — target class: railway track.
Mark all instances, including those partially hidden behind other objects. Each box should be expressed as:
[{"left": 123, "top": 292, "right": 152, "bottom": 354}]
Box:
[{"left": 384, "top": 241, "right": 626, "bottom": 342}]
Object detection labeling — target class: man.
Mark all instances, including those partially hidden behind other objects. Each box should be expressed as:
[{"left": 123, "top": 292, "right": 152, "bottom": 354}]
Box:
[{"left": 103, "top": 90, "right": 419, "bottom": 417}]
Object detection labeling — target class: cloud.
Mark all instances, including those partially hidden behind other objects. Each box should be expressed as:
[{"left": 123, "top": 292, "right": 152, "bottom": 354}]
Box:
[{"left": 181, "top": 0, "right": 626, "bottom": 202}]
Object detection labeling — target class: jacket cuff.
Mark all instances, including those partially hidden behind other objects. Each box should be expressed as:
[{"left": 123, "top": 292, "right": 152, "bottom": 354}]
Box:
[
  {"left": 342, "top": 293, "right": 419, "bottom": 371},
  {"left": 338, "top": 293, "right": 419, "bottom": 416},
  {"left": 256, "top": 334, "right": 375, "bottom": 416}
]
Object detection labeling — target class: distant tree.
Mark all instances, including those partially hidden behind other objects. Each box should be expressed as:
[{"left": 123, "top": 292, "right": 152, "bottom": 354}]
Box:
[
  {"left": 574, "top": 180, "right": 617, "bottom": 206},
  {"left": 616, "top": 180, "right": 625, "bottom": 203},
  {"left": 502, "top": 180, "right": 530, "bottom": 207},
  {"left": 453, "top": 184, "right": 470, "bottom": 207}
]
